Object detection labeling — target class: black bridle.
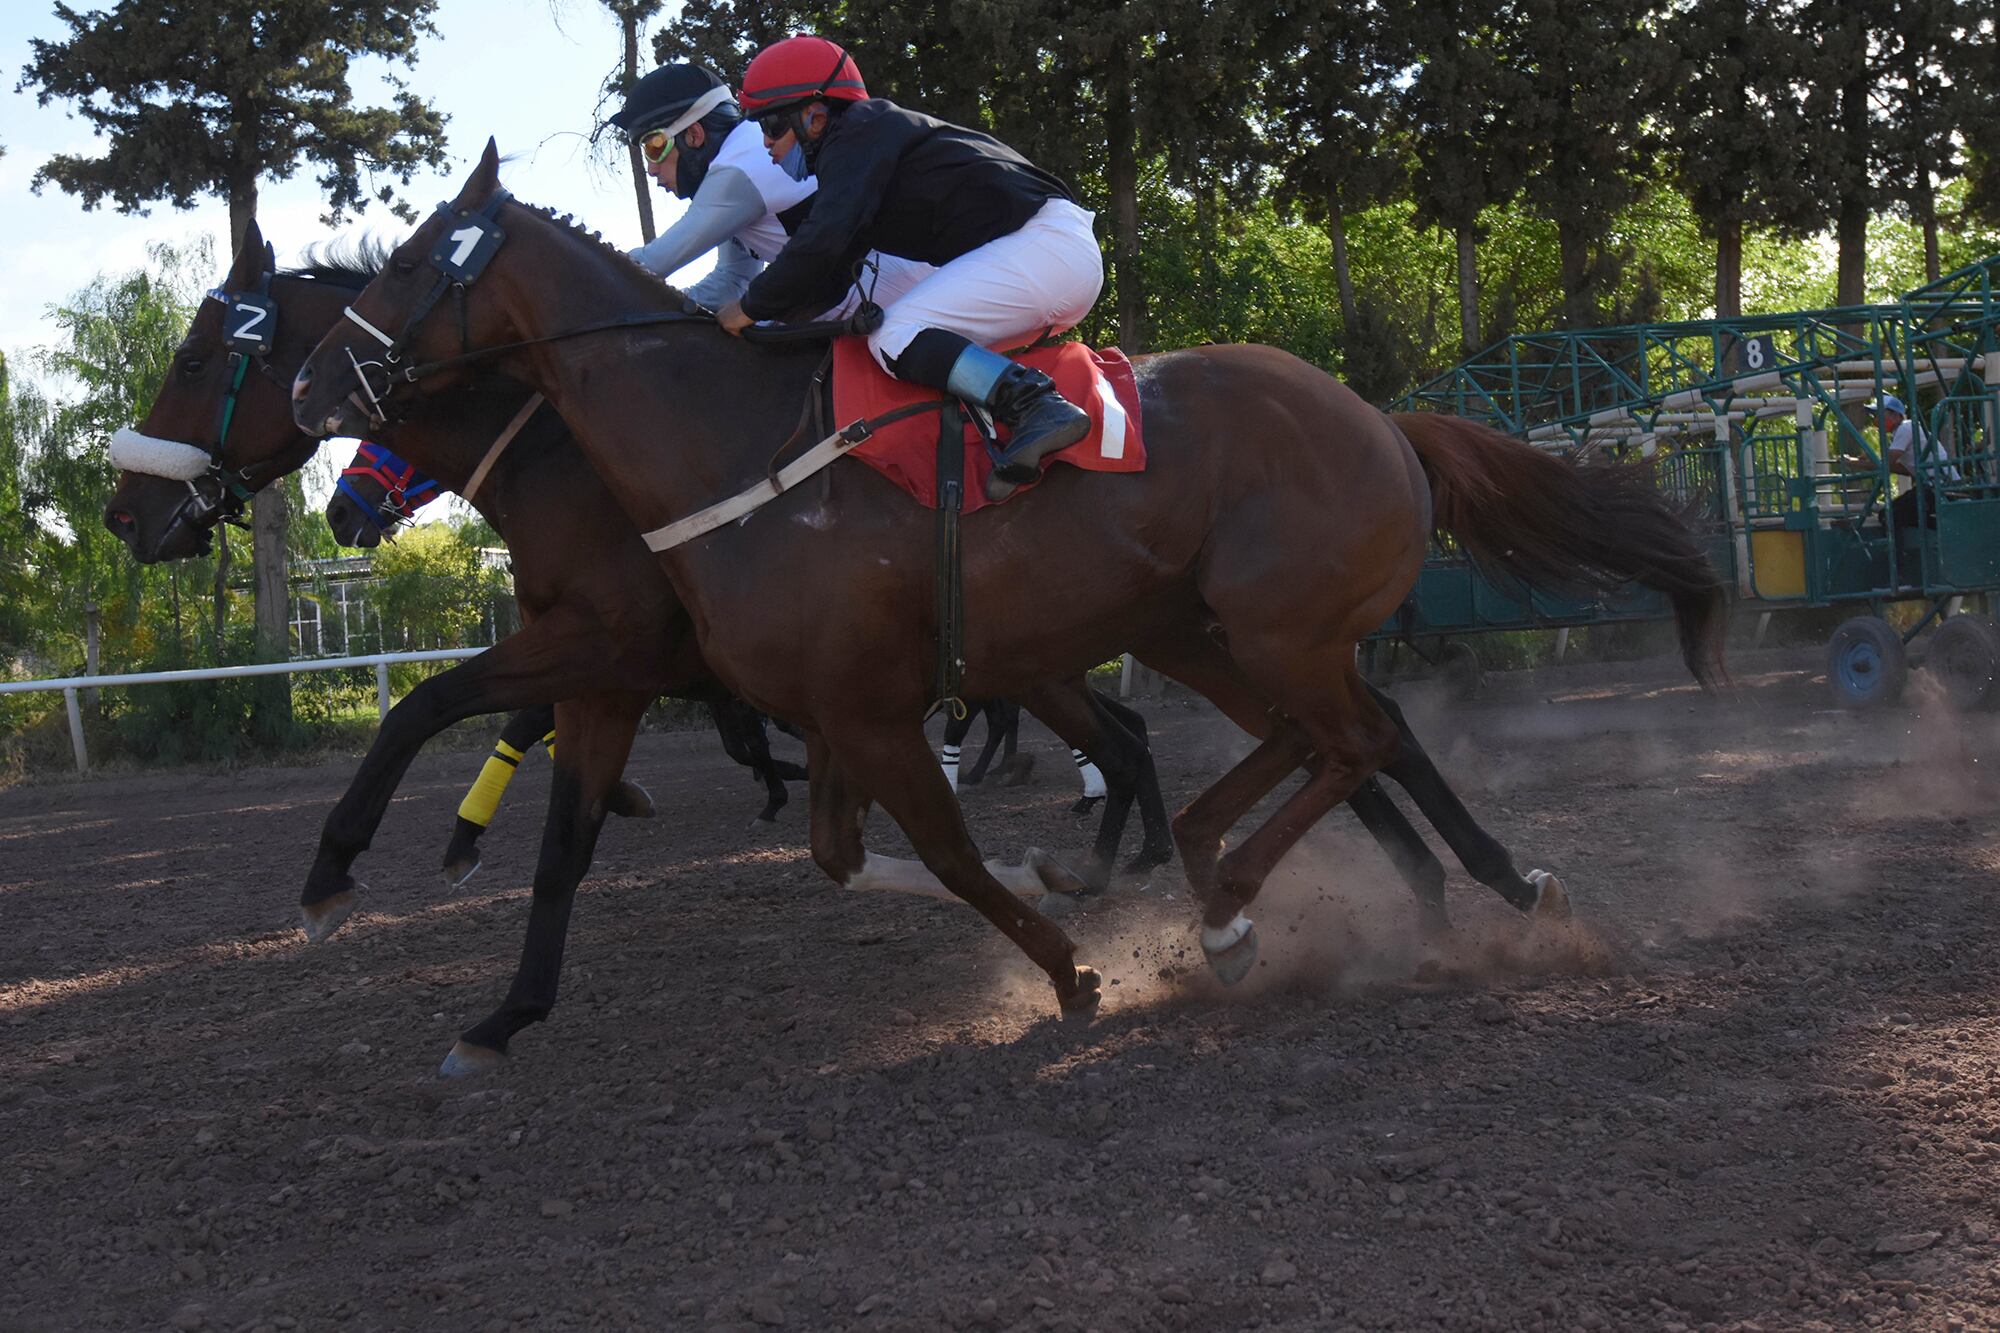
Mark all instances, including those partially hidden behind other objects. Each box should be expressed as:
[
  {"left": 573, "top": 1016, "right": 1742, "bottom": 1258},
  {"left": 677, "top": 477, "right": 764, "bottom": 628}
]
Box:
[
  {"left": 156, "top": 250, "right": 300, "bottom": 532},
  {"left": 329, "top": 189, "right": 881, "bottom": 427}
]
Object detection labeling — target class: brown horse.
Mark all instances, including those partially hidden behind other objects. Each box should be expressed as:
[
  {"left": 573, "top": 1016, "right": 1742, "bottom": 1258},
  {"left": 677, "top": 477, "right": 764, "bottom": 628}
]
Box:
[
  {"left": 105, "top": 221, "right": 1173, "bottom": 1070},
  {"left": 291, "top": 144, "right": 1725, "bottom": 1017}
]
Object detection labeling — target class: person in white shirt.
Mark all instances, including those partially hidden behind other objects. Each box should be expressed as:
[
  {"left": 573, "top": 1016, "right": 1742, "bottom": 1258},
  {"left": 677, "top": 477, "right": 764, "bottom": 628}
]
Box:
[
  {"left": 610, "top": 62, "right": 924, "bottom": 320},
  {"left": 1869, "top": 395, "right": 1959, "bottom": 531}
]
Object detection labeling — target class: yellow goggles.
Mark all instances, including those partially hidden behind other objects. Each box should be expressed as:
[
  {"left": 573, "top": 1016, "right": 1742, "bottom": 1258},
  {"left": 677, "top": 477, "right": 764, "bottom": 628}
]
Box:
[{"left": 638, "top": 129, "right": 674, "bottom": 165}]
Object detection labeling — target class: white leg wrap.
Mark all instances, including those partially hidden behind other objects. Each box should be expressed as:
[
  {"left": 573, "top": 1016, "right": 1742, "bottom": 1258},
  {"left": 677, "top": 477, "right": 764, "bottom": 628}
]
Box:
[
  {"left": 1201, "top": 912, "right": 1253, "bottom": 955},
  {"left": 940, "top": 745, "right": 960, "bottom": 792},
  {"left": 1073, "top": 751, "right": 1106, "bottom": 799}
]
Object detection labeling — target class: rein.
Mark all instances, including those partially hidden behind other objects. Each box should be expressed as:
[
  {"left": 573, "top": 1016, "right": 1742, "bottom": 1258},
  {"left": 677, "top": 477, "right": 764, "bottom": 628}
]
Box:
[
  {"left": 336, "top": 189, "right": 882, "bottom": 426},
  {"left": 109, "top": 244, "right": 297, "bottom": 527}
]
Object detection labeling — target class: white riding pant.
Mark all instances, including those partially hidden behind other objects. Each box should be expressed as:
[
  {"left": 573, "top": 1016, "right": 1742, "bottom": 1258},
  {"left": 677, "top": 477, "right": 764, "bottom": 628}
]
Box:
[
  {"left": 819, "top": 252, "right": 934, "bottom": 321},
  {"left": 868, "top": 198, "right": 1104, "bottom": 371}
]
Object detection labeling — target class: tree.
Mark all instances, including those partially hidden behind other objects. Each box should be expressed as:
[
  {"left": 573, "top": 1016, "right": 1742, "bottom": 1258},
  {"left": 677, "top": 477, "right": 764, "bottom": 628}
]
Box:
[
  {"left": 1660, "top": 0, "right": 1827, "bottom": 317},
  {"left": 1264, "top": 0, "right": 1406, "bottom": 352},
  {"left": 599, "top": 2, "right": 666, "bottom": 243},
  {"left": 1875, "top": 0, "right": 1975, "bottom": 283},
  {"left": 1513, "top": 0, "right": 1672, "bottom": 328},
  {"left": 1796, "top": 0, "right": 1885, "bottom": 306},
  {"left": 1400, "top": 0, "right": 1538, "bottom": 353},
  {"left": 20, "top": 0, "right": 452, "bottom": 723}
]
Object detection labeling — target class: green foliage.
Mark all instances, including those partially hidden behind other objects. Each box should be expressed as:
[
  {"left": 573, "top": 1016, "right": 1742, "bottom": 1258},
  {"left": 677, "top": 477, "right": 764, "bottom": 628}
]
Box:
[{"left": 20, "top": 0, "right": 449, "bottom": 229}]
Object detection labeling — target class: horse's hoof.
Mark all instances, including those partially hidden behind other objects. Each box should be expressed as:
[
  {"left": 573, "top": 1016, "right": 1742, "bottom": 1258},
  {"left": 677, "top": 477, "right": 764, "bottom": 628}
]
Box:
[
  {"left": 439, "top": 1040, "right": 505, "bottom": 1078},
  {"left": 299, "top": 888, "right": 358, "bottom": 944},
  {"left": 1058, "top": 966, "right": 1102, "bottom": 1020},
  {"left": 608, "top": 779, "right": 656, "bottom": 819},
  {"left": 1026, "top": 849, "right": 1090, "bottom": 897},
  {"left": 1526, "top": 870, "right": 1571, "bottom": 923},
  {"left": 749, "top": 812, "right": 779, "bottom": 830},
  {"left": 1003, "top": 754, "right": 1036, "bottom": 787},
  {"left": 1123, "top": 845, "right": 1174, "bottom": 874},
  {"left": 442, "top": 854, "right": 481, "bottom": 890},
  {"left": 1070, "top": 795, "right": 1102, "bottom": 816},
  {"left": 1202, "top": 914, "right": 1258, "bottom": 986}
]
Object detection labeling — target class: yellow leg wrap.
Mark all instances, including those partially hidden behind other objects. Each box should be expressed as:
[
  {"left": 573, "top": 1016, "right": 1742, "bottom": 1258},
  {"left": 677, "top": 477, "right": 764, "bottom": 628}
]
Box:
[
  {"left": 457, "top": 740, "right": 528, "bottom": 827},
  {"left": 541, "top": 729, "right": 556, "bottom": 762}
]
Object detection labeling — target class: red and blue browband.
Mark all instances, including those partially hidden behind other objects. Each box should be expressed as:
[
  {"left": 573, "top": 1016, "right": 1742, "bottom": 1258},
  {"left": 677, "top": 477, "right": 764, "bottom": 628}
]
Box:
[{"left": 337, "top": 442, "right": 443, "bottom": 530}]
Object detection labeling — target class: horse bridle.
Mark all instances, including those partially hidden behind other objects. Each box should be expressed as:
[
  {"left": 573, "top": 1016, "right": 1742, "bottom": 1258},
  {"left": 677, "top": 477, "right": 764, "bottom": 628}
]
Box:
[
  {"left": 329, "top": 187, "right": 880, "bottom": 427},
  {"left": 336, "top": 442, "right": 443, "bottom": 534},
  {"left": 109, "top": 246, "right": 302, "bottom": 531},
  {"left": 337, "top": 190, "right": 515, "bottom": 426}
]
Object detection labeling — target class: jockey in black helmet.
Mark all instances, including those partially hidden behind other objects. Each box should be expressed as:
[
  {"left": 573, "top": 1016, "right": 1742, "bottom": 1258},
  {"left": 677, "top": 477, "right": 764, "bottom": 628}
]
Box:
[{"left": 610, "top": 61, "right": 926, "bottom": 320}]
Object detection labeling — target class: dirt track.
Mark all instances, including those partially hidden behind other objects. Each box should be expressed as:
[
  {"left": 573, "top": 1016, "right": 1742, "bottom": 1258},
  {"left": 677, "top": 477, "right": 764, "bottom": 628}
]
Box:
[{"left": 4, "top": 658, "right": 2000, "bottom": 1332}]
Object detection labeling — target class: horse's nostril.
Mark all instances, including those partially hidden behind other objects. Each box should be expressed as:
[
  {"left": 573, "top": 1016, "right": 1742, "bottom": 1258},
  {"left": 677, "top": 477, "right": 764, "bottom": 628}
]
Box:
[
  {"left": 105, "top": 510, "right": 135, "bottom": 539},
  {"left": 292, "top": 363, "right": 313, "bottom": 402}
]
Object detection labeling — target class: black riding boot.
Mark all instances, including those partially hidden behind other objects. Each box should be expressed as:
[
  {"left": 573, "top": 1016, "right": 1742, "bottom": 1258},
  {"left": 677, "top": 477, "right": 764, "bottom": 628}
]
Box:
[{"left": 893, "top": 328, "right": 1092, "bottom": 502}]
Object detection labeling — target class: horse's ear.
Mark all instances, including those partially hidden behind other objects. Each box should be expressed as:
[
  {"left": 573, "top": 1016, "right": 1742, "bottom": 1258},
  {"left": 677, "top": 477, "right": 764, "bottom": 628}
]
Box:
[
  {"left": 454, "top": 139, "right": 502, "bottom": 208},
  {"left": 228, "top": 218, "right": 266, "bottom": 286}
]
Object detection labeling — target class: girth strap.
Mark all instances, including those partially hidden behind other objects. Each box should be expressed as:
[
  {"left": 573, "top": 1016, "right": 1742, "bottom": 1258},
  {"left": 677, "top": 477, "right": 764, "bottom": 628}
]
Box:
[{"left": 463, "top": 394, "right": 546, "bottom": 504}]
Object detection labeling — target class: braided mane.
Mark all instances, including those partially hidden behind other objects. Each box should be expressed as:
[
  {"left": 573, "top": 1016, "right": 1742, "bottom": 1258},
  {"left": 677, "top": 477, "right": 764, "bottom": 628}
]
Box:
[{"left": 512, "top": 200, "right": 694, "bottom": 307}]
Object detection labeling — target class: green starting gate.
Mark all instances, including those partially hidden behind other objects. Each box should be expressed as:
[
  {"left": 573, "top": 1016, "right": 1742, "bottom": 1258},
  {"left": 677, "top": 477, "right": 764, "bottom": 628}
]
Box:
[{"left": 1377, "top": 254, "right": 2000, "bottom": 708}]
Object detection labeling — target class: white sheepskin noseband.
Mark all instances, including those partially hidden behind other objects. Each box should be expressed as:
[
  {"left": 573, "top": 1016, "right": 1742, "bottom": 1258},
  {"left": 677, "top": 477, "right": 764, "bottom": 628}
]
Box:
[{"left": 109, "top": 427, "right": 212, "bottom": 482}]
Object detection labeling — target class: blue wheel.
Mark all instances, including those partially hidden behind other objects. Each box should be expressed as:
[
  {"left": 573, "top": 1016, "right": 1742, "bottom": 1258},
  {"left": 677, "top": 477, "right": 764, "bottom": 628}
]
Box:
[{"left": 1827, "top": 615, "right": 1906, "bottom": 709}]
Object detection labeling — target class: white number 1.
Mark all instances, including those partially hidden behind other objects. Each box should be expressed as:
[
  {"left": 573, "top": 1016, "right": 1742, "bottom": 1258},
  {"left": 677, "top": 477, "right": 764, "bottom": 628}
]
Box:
[{"left": 448, "top": 225, "right": 484, "bottom": 268}]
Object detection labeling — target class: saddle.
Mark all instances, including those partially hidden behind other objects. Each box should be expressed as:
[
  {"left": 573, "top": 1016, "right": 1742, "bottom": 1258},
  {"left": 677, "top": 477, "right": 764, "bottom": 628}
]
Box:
[{"left": 829, "top": 337, "right": 1146, "bottom": 512}]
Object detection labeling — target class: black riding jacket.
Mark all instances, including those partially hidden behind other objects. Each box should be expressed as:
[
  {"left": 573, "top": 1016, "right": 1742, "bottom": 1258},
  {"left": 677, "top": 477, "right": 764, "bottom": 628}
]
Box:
[{"left": 738, "top": 99, "right": 1075, "bottom": 321}]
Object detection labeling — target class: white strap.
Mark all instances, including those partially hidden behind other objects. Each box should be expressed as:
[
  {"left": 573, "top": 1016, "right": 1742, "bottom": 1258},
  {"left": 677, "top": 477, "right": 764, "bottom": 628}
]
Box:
[
  {"left": 462, "top": 394, "right": 545, "bottom": 504},
  {"left": 643, "top": 422, "right": 870, "bottom": 553},
  {"left": 344, "top": 305, "right": 396, "bottom": 350}
]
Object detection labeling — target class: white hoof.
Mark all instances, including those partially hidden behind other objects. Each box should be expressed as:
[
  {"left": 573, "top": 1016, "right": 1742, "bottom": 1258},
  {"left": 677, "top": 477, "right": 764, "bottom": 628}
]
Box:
[
  {"left": 1202, "top": 914, "right": 1258, "bottom": 986},
  {"left": 299, "top": 889, "right": 358, "bottom": 944},
  {"left": 1526, "top": 869, "right": 1571, "bottom": 922}
]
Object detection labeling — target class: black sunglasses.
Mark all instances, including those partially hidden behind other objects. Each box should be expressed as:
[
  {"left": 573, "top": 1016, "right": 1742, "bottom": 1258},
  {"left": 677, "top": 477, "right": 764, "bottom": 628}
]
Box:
[{"left": 757, "top": 109, "right": 795, "bottom": 140}]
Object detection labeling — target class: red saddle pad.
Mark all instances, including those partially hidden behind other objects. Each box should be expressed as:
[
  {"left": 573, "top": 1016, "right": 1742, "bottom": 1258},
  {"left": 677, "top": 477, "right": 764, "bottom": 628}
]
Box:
[{"left": 830, "top": 337, "right": 1145, "bottom": 513}]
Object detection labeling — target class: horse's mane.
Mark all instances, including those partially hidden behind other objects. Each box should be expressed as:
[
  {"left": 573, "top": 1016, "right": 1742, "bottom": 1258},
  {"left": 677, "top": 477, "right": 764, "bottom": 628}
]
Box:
[
  {"left": 511, "top": 200, "right": 694, "bottom": 308},
  {"left": 284, "top": 236, "right": 397, "bottom": 290},
  {"left": 275, "top": 195, "right": 695, "bottom": 309}
]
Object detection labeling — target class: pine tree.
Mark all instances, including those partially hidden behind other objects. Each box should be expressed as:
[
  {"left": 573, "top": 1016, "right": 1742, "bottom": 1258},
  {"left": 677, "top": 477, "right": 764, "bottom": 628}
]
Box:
[
  {"left": 1875, "top": 0, "right": 1975, "bottom": 283},
  {"left": 605, "top": 1, "right": 667, "bottom": 243},
  {"left": 1512, "top": 0, "right": 1672, "bottom": 329},
  {"left": 21, "top": 0, "right": 450, "bottom": 725},
  {"left": 1659, "top": 0, "right": 1826, "bottom": 317},
  {"left": 1400, "top": 0, "right": 1537, "bottom": 353},
  {"left": 1263, "top": 0, "right": 1405, "bottom": 350}
]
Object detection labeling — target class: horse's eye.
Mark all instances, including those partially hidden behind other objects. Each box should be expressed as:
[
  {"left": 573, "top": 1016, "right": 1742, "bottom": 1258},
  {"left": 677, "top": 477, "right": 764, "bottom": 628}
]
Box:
[
  {"left": 392, "top": 257, "right": 419, "bottom": 276},
  {"left": 179, "top": 358, "right": 205, "bottom": 379}
]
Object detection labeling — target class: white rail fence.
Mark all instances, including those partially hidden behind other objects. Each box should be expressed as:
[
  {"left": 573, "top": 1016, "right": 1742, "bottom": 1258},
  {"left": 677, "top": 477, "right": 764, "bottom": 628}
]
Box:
[{"left": 0, "top": 648, "right": 487, "bottom": 773}]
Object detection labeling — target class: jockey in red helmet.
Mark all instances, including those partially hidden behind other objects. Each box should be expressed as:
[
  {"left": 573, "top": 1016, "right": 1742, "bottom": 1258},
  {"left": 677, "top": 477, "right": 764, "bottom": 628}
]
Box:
[{"left": 717, "top": 36, "right": 1104, "bottom": 502}]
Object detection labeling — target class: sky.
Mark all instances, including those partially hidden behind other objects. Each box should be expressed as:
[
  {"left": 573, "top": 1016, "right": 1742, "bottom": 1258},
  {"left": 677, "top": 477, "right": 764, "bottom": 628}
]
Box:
[{"left": 0, "top": 0, "right": 699, "bottom": 364}]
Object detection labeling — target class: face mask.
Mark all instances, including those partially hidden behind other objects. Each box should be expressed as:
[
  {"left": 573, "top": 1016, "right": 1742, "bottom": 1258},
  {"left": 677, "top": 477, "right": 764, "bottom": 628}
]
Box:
[{"left": 779, "top": 142, "right": 809, "bottom": 182}]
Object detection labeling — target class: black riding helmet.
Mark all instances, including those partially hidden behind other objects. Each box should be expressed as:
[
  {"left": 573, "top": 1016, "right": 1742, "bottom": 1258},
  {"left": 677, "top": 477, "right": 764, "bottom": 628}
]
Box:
[{"left": 609, "top": 63, "right": 743, "bottom": 199}]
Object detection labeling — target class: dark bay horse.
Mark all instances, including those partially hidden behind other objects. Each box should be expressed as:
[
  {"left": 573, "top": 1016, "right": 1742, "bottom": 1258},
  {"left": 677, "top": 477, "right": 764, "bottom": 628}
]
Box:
[
  {"left": 324, "top": 454, "right": 810, "bottom": 830},
  {"left": 107, "top": 221, "right": 1177, "bottom": 1070},
  {"left": 290, "top": 144, "right": 1726, "bottom": 1018}
]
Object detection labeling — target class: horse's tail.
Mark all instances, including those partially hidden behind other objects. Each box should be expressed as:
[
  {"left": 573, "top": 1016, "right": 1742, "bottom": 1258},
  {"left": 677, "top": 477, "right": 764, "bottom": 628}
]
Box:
[{"left": 1389, "top": 411, "right": 1729, "bottom": 691}]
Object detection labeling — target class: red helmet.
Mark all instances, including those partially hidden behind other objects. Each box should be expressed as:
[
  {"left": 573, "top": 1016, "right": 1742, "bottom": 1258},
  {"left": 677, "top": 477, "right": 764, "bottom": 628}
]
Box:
[{"left": 738, "top": 36, "right": 867, "bottom": 114}]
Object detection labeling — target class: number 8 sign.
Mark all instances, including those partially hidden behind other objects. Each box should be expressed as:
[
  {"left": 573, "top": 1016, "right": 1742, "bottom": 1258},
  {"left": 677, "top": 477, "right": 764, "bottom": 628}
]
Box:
[
  {"left": 1736, "top": 335, "right": 1774, "bottom": 376},
  {"left": 429, "top": 213, "right": 506, "bottom": 283}
]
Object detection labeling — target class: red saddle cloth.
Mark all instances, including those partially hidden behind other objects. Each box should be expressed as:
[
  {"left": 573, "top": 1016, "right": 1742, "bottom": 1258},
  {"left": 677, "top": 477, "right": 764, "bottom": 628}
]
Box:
[{"left": 830, "top": 337, "right": 1146, "bottom": 513}]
